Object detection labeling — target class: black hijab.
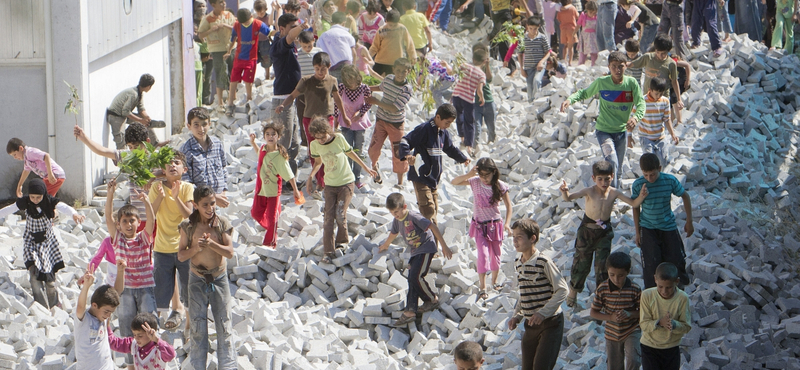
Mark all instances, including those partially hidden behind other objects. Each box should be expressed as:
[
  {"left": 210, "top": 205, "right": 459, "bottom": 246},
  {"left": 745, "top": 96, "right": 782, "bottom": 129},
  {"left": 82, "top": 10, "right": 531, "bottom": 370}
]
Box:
[{"left": 16, "top": 178, "right": 59, "bottom": 219}]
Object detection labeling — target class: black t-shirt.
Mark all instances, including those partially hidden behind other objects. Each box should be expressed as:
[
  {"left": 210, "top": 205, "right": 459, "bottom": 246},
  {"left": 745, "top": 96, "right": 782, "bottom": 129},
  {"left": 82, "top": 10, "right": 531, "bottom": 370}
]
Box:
[{"left": 269, "top": 32, "right": 302, "bottom": 96}]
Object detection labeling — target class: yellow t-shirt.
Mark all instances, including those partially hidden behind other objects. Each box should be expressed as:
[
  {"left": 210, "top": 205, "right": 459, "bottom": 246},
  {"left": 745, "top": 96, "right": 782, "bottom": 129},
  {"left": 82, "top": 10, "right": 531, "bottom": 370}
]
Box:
[
  {"left": 399, "top": 10, "right": 429, "bottom": 49},
  {"left": 309, "top": 134, "right": 355, "bottom": 187},
  {"left": 149, "top": 181, "right": 194, "bottom": 253},
  {"left": 490, "top": 0, "right": 511, "bottom": 12},
  {"left": 259, "top": 149, "right": 295, "bottom": 197}
]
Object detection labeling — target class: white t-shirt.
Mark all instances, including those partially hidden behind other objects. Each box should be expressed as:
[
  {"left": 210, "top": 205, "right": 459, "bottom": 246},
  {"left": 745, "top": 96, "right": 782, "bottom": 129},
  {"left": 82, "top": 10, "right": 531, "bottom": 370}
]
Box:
[{"left": 73, "top": 310, "right": 116, "bottom": 370}]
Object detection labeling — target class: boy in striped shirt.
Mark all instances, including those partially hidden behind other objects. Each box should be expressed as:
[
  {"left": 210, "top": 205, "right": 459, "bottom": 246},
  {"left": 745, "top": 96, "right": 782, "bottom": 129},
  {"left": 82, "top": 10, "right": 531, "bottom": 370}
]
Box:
[
  {"left": 508, "top": 219, "right": 568, "bottom": 370},
  {"left": 519, "top": 16, "right": 551, "bottom": 103},
  {"left": 629, "top": 77, "right": 678, "bottom": 167},
  {"left": 452, "top": 48, "right": 487, "bottom": 157},
  {"left": 590, "top": 252, "right": 643, "bottom": 370}
]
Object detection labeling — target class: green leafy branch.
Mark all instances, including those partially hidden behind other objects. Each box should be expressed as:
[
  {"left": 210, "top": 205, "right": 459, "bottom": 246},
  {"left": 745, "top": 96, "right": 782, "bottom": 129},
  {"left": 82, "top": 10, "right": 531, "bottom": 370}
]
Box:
[
  {"left": 117, "top": 143, "right": 176, "bottom": 187},
  {"left": 492, "top": 22, "right": 526, "bottom": 52},
  {"left": 361, "top": 73, "right": 382, "bottom": 86},
  {"left": 64, "top": 81, "right": 82, "bottom": 140}
]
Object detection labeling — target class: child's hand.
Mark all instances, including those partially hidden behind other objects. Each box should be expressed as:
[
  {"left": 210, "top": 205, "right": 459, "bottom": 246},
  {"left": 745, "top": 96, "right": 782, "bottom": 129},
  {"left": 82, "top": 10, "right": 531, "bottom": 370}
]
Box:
[
  {"left": 626, "top": 117, "right": 638, "bottom": 131},
  {"left": 614, "top": 310, "right": 630, "bottom": 323},
  {"left": 504, "top": 223, "right": 512, "bottom": 235},
  {"left": 142, "top": 321, "right": 159, "bottom": 343},
  {"left": 107, "top": 179, "right": 118, "bottom": 193},
  {"left": 170, "top": 181, "right": 181, "bottom": 197},
  {"left": 73, "top": 125, "right": 85, "bottom": 140},
  {"left": 198, "top": 232, "right": 212, "bottom": 249},
  {"left": 639, "top": 183, "right": 648, "bottom": 198},
  {"left": 479, "top": 97, "right": 485, "bottom": 106},
  {"left": 249, "top": 133, "right": 258, "bottom": 146},
  {"left": 365, "top": 168, "right": 378, "bottom": 178},
  {"left": 684, "top": 79, "right": 690, "bottom": 90},
  {"left": 675, "top": 100, "right": 684, "bottom": 110},
  {"left": 626, "top": 20, "right": 634, "bottom": 28},
  {"left": 441, "top": 245, "right": 453, "bottom": 260},
  {"left": 73, "top": 213, "right": 86, "bottom": 224},
  {"left": 671, "top": 134, "right": 679, "bottom": 145},
  {"left": 658, "top": 312, "right": 672, "bottom": 330},
  {"left": 405, "top": 155, "right": 416, "bottom": 166},
  {"left": 559, "top": 180, "right": 569, "bottom": 194},
  {"left": 684, "top": 220, "right": 694, "bottom": 238},
  {"left": 527, "top": 311, "right": 545, "bottom": 326},
  {"left": 47, "top": 174, "right": 58, "bottom": 184},
  {"left": 462, "top": 159, "right": 471, "bottom": 167},
  {"left": 154, "top": 182, "right": 166, "bottom": 199},
  {"left": 131, "top": 188, "right": 148, "bottom": 202},
  {"left": 116, "top": 258, "right": 127, "bottom": 270},
  {"left": 560, "top": 100, "right": 570, "bottom": 112},
  {"left": 379, "top": 244, "right": 388, "bottom": 253},
  {"left": 81, "top": 266, "right": 95, "bottom": 288},
  {"left": 275, "top": 104, "right": 285, "bottom": 114},
  {"left": 343, "top": 116, "right": 352, "bottom": 127},
  {"left": 508, "top": 315, "right": 520, "bottom": 330},
  {"left": 16, "top": 188, "right": 22, "bottom": 198},
  {"left": 216, "top": 193, "right": 230, "bottom": 208}
]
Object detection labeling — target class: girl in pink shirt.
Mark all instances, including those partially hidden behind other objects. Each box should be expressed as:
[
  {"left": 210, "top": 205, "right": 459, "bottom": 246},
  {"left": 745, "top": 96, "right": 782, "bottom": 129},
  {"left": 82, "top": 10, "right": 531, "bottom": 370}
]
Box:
[
  {"left": 357, "top": 0, "right": 385, "bottom": 48},
  {"left": 334, "top": 65, "right": 374, "bottom": 188},
  {"left": 108, "top": 313, "right": 177, "bottom": 370}
]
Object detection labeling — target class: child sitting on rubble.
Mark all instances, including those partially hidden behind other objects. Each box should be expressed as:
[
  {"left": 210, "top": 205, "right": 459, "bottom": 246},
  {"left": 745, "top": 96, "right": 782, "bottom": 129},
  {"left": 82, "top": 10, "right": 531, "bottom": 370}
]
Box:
[
  {"left": 540, "top": 54, "right": 567, "bottom": 88},
  {"left": 450, "top": 158, "right": 513, "bottom": 299},
  {"left": 639, "top": 262, "right": 692, "bottom": 370},
  {"left": 379, "top": 192, "right": 453, "bottom": 326},
  {"left": 628, "top": 77, "right": 678, "bottom": 167},
  {"left": 558, "top": 160, "right": 648, "bottom": 307},
  {"left": 108, "top": 312, "right": 177, "bottom": 369},
  {"left": 177, "top": 185, "right": 237, "bottom": 370},
  {"left": 453, "top": 341, "right": 485, "bottom": 369}
]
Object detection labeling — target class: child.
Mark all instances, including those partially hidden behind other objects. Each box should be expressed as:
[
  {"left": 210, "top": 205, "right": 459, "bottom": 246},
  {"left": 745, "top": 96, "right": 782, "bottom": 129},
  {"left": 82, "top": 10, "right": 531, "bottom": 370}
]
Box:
[
  {"left": 307, "top": 117, "right": 377, "bottom": 263},
  {"left": 249, "top": 122, "right": 304, "bottom": 248},
  {"left": 540, "top": 54, "right": 567, "bottom": 88},
  {"left": 590, "top": 252, "right": 643, "bottom": 370},
  {"left": 335, "top": 65, "right": 374, "bottom": 188},
  {"left": 560, "top": 51, "right": 646, "bottom": 188},
  {"left": 367, "top": 58, "right": 414, "bottom": 186},
  {"left": 354, "top": 37, "right": 375, "bottom": 75},
  {"left": 224, "top": 8, "right": 271, "bottom": 116},
  {"left": 770, "top": 0, "right": 796, "bottom": 54},
  {"left": 452, "top": 48, "right": 487, "bottom": 157},
  {"left": 197, "top": 0, "right": 236, "bottom": 108},
  {"left": 556, "top": 0, "right": 579, "bottom": 65},
  {"left": 253, "top": 0, "right": 273, "bottom": 81},
  {"left": 450, "top": 158, "right": 513, "bottom": 298},
  {"left": 624, "top": 39, "right": 643, "bottom": 86},
  {"left": 655, "top": 0, "right": 688, "bottom": 58},
  {"left": 577, "top": 1, "right": 599, "bottom": 66},
  {"left": 75, "top": 276, "right": 119, "bottom": 370},
  {"left": 148, "top": 152, "right": 194, "bottom": 330},
  {"left": 543, "top": 0, "right": 562, "bottom": 51},
  {"left": 508, "top": 219, "right": 568, "bottom": 370},
  {"left": 688, "top": 0, "right": 722, "bottom": 57},
  {"left": 668, "top": 55, "right": 692, "bottom": 128},
  {"left": 399, "top": 0, "right": 433, "bottom": 55},
  {"left": 632, "top": 153, "right": 693, "bottom": 289},
  {"left": 379, "top": 192, "right": 453, "bottom": 326},
  {"left": 472, "top": 44, "right": 497, "bottom": 146},
  {"left": 295, "top": 30, "right": 323, "bottom": 147},
  {"left": 559, "top": 160, "right": 648, "bottom": 307},
  {"left": 345, "top": 1, "right": 362, "bottom": 35},
  {"left": 519, "top": 16, "right": 551, "bottom": 103},
  {"left": 369, "top": 10, "right": 417, "bottom": 76},
  {"left": 398, "top": 104, "right": 470, "bottom": 224},
  {"left": 357, "top": 0, "right": 386, "bottom": 49},
  {"left": 0, "top": 179, "right": 84, "bottom": 309},
  {"left": 181, "top": 107, "right": 230, "bottom": 208},
  {"left": 427, "top": 54, "right": 457, "bottom": 107},
  {"left": 639, "top": 262, "right": 692, "bottom": 370},
  {"left": 105, "top": 178, "right": 157, "bottom": 369},
  {"left": 453, "top": 341, "right": 485, "bottom": 369},
  {"left": 616, "top": 0, "right": 639, "bottom": 45},
  {"left": 631, "top": 0, "right": 660, "bottom": 53},
  {"left": 108, "top": 313, "right": 177, "bottom": 369},
  {"left": 176, "top": 186, "right": 236, "bottom": 370},
  {"left": 630, "top": 35, "right": 682, "bottom": 112},
  {"left": 633, "top": 77, "right": 678, "bottom": 167},
  {"left": 7, "top": 138, "right": 66, "bottom": 197}
]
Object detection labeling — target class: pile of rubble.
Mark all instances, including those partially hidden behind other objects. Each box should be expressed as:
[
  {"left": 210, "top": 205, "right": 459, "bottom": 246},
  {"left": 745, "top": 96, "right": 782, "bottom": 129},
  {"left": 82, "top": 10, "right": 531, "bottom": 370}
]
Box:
[{"left": 0, "top": 28, "right": 798, "bottom": 370}]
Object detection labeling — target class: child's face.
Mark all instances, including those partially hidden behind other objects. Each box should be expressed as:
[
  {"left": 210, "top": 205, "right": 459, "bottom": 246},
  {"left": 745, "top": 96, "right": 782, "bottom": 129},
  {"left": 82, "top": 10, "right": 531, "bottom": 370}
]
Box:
[
  {"left": 90, "top": 303, "right": 117, "bottom": 322},
  {"left": 29, "top": 194, "right": 43, "bottom": 204},
  {"left": 607, "top": 60, "right": 626, "bottom": 80},
  {"left": 324, "top": 2, "right": 337, "bottom": 13},
  {"left": 648, "top": 89, "right": 663, "bottom": 100},
  {"left": 165, "top": 158, "right": 187, "bottom": 181},
  {"left": 314, "top": 64, "right": 330, "bottom": 80},
  {"left": 263, "top": 128, "right": 280, "bottom": 145},
  {"left": 118, "top": 214, "right": 142, "bottom": 238},
  {"left": 388, "top": 205, "right": 408, "bottom": 220},
  {"left": 126, "top": 142, "right": 148, "bottom": 151},
  {"left": 512, "top": 228, "right": 536, "bottom": 254},
  {"left": 641, "top": 169, "right": 661, "bottom": 183},
  {"left": 382, "top": 0, "right": 393, "bottom": 7},
  {"left": 393, "top": 66, "right": 410, "bottom": 82},
  {"left": 211, "top": 0, "right": 225, "bottom": 12},
  {"left": 477, "top": 169, "right": 494, "bottom": 186},
  {"left": 193, "top": 194, "right": 217, "bottom": 222},
  {"left": 256, "top": 9, "right": 267, "bottom": 18},
  {"left": 8, "top": 147, "right": 23, "bottom": 161},
  {"left": 344, "top": 78, "right": 361, "bottom": 91},
  {"left": 607, "top": 266, "right": 629, "bottom": 289},
  {"left": 299, "top": 41, "right": 315, "bottom": 53},
  {"left": 592, "top": 173, "right": 613, "bottom": 191},
  {"left": 433, "top": 115, "right": 455, "bottom": 130},
  {"left": 188, "top": 118, "right": 210, "bottom": 141},
  {"left": 131, "top": 329, "right": 153, "bottom": 348},
  {"left": 654, "top": 50, "right": 669, "bottom": 61},
  {"left": 655, "top": 278, "right": 678, "bottom": 299},
  {"left": 526, "top": 24, "right": 539, "bottom": 36},
  {"left": 454, "top": 358, "right": 484, "bottom": 370}
]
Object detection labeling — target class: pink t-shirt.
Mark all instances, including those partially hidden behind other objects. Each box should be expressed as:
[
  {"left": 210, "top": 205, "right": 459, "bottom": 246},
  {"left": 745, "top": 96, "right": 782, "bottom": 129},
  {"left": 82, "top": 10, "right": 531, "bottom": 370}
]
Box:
[
  {"left": 543, "top": 1, "right": 562, "bottom": 36},
  {"left": 334, "top": 83, "right": 373, "bottom": 130},
  {"left": 357, "top": 12, "right": 385, "bottom": 44},
  {"left": 89, "top": 237, "right": 117, "bottom": 286},
  {"left": 468, "top": 177, "right": 509, "bottom": 222},
  {"left": 452, "top": 63, "right": 486, "bottom": 104},
  {"left": 113, "top": 231, "right": 155, "bottom": 289},
  {"left": 24, "top": 146, "right": 66, "bottom": 179}
]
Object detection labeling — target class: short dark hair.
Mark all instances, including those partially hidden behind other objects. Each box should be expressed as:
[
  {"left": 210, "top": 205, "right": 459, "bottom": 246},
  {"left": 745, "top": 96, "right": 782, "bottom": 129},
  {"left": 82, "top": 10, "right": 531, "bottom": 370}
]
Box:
[
  {"left": 473, "top": 48, "right": 488, "bottom": 64},
  {"left": 511, "top": 219, "right": 540, "bottom": 241},
  {"left": 393, "top": 57, "right": 412, "bottom": 69},
  {"left": 91, "top": 284, "right": 120, "bottom": 308},
  {"left": 193, "top": 184, "right": 216, "bottom": 204},
  {"left": 526, "top": 16, "right": 542, "bottom": 27},
  {"left": 346, "top": 1, "right": 362, "bottom": 14},
  {"left": 624, "top": 38, "right": 640, "bottom": 53},
  {"left": 652, "top": 34, "right": 673, "bottom": 52},
  {"left": 331, "top": 11, "right": 347, "bottom": 24},
  {"left": 366, "top": 0, "right": 380, "bottom": 13},
  {"left": 655, "top": 262, "right": 679, "bottom": 281},
  {"left": 386, "top": 9, "right": 400, "bottom": 22},
  {"left": 138, "top": 74, "right": 155, "bottom": 88},
  {"left": 131, "top": 312, "right": 159, "bottom": 332},
  {"left": 285, "top": 0, "right": 302, "bottom": 12},
  {"left": 237, "top": 8, "right": 252, "bottom": 23},
  {"left": 254, "top": 0, "right": 267, "bottom": 11},
  {"left": 6, "top": 138, "right": 24, "bottom": 154},
  {"left": 386, "top": 192, "right": 405, "bottom": 210},
  {"left": 209, "top": 0, "right": 225, "bottom": 4},
  {"left": 639, "top": 153, "right": 661, "bottom": 172},
  {"left": 435, "top": 103, "right": 457, "bottom": 120},
  {"left": 649, "top": 77, "right": 669, "bottom": 93},
  {"left": 298, "top": 30, "right": 315, "bottom": 44},
  {"left": 560, "top": 0, "right": 571, "bottom": 5},
  {"left": 278, "top": 13, "right": 299, "bottom": 28},
  {"left": 116, "top": 204, "right": 141, "bottom": 223},
  {"left": 606, "top": 252, "right": 632, "bottom": 271},
  {"left": 592, "top": 160, "right": 614, "bottom": 176},
  {"left": 313, "top": 52, "right": 332, "bottom": 67},
  {"left": 608, "top": 51, "right": 627, "bottom": 65},
  {"left": 454, "top": 341, "right": 484, "bottom": 362},
  {"left": 171, "top": 150, "right": 188, "bottom": 168},
  {"left": 124, "top": 122, "right": 150, "bottom": 145},
  {"left": 187, "top": 106, "right": 210, "bottom": 124}
]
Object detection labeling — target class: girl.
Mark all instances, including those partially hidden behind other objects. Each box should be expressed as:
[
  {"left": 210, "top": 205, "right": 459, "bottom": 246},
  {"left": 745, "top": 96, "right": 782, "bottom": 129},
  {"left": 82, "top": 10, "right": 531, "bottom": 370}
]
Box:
[
  {"left": 357, "top": 0, "right": 386, "bottom": 49},
  {"left": 540, "top": 54, "right": 567, "bottom": 88},
  {"left": 556, "top": 0, "right": 579, "bottom": 65},
  {"left": 355, "top": 38, "right": 375, "bottom": 74},
  {"left": 108, "top": 313, "right": 178, "bottom": 370},
  {"left": 577, "top": 0, "right": 599, "bottom": 66},
  {"left": 450, "top": 158, "right": 513, "bottom": 299},
  {"left": 614, "top": 0, "right": 637, "bottom": 45},
  {"left": 0, "top": 179, "right": 85, "bottom": 309},
  {"left": 335, "top": 65, "right": 374, "bottom": 189},
  {"left": 250, "top": 122, "right": 304, "bottom": 248},
  {"left": 669, "top": 54, "right": 692, "bottom": 127},
  {"left": 315, "top": 0, "right": 337, "bottom": 36}
]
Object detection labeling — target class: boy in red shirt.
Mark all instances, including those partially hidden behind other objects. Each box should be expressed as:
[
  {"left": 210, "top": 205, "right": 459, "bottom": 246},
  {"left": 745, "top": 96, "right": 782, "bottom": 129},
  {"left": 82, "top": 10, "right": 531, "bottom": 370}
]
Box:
[{"left": 224, "top": 8, "right": 271, "bottom": 117}]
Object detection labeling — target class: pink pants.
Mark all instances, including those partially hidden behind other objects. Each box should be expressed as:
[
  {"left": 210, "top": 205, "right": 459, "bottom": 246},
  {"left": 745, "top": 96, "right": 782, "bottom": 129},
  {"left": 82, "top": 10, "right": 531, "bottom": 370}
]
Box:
[{"left": 469, "top": 219, "right": 504, "bottom": 273}]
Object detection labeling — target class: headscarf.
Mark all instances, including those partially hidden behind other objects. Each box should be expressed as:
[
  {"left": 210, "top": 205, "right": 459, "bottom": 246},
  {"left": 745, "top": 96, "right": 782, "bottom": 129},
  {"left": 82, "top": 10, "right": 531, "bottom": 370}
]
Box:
[{"left": 16, "top": 178, "right": 59, "bottom": 220}]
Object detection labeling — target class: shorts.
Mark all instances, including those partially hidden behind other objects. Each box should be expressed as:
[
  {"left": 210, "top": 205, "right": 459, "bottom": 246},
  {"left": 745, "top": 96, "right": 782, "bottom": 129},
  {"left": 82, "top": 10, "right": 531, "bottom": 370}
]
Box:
[
  {"left": 45, "top": 178, "right": 65, "bottom": 196},
  {"left": 230, "top": 58, "right": 257, "bottom": 83},
  {"left": 560, "top": 28, "right": 576, "bottom": 44},
  {"left": 669, "top": 82, "right": 688, "bottom": 105}
]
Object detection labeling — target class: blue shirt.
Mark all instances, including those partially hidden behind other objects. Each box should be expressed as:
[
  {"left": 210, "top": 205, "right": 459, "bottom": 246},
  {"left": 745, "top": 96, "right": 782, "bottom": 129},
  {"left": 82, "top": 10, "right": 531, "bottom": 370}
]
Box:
[
  {"left": 181, "top": 135, "right": 228, "bottom": 193},
  {"left": 399, "top": 119, "right": 469, "bottom": 190},
  {"left": 632, "top": 173, "right": 685, "bottom": 231},
  {"left": 269, "top": 32, "right": 302, "bottom": 96},
  {"left": 390, "top": 210, "right": 438, "bottom": 257},
  {"left": 231, "top": 20, "right": 271, "bottom": 61}
]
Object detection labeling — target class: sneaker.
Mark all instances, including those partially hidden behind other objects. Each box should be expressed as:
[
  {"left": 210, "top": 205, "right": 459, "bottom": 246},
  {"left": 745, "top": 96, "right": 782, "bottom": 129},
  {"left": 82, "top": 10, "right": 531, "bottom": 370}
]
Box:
[
  {"left": 225, "top": 105, "right": 235, "bottom": 117},
  {"left": 393, "top": 183, "right": 404, "bottom": 191}
]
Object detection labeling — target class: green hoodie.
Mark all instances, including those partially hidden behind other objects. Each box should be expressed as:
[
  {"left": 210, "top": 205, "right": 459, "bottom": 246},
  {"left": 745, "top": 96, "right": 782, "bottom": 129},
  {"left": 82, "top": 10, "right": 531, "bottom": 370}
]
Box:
[{"left": 567, "top": 75, "right": 646, "bottom": 133}]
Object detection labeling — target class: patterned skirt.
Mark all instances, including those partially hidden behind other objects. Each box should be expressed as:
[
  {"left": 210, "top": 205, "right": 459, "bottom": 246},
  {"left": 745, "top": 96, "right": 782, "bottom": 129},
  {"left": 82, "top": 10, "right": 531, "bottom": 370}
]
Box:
[
  {"left": 579, "top": 31, "right": 599, "bottom": 55},
  {"left": 23, "top": 215, "right": 64, "bottom": 282}
]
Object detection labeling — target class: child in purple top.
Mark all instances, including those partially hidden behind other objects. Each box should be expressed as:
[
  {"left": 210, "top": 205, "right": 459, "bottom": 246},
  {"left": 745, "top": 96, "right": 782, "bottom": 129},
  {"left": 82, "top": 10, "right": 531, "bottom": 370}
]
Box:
[
  {"left": 334, "top": 65, "right": 373, "bottom": 188},
  {"left": 7, "top": 138, "right": 66, "bottom": 197},
  {"left": 451, "top": 158, "right": 513, "bottom": 298}
]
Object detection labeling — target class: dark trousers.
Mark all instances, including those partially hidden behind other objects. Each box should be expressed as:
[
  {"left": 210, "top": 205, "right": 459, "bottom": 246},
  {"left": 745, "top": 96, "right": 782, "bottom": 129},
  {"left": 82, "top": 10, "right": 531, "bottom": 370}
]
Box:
[
  {"left": 641, "top": 344, "right": 680, "bottom": 370},
  {"left": 406, "top": 253, "right": 436, "bottom": 312},
  {"left": 691, "top": 0, "right": 722, "bottom": 50},
  {"left": 201, "top": 59, "right": 213, "bottom": 105},
  {"left": 570, "top": 221, "right": 614, "bottom": 293},
  {"left": 453, "top": 96, "right": 476, "bottom": 147},
  {"left": 521, "top": 312, "right": 564, "bottom": 370},
  {"left": 658, "top": 2, "right": 690, "bottom": 58},
  {"left": 491, "top": 10, "right": 516, "bottom": 73},
  {"left": 640, "top": 227, "right": 688, "bottom": 288},
  {"left": 373, "top": 63, "right": 394, "bottom": 76}
]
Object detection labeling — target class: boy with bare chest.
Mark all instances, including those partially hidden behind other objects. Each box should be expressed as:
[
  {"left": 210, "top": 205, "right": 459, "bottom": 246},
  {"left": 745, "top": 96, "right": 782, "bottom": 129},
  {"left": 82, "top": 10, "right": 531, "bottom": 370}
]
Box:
[
  {"left": 177, "top": 185, "right": 236, "bottom": 370},
  {"left": 558, "top": 161, "right": 648, "bottom": 307}
]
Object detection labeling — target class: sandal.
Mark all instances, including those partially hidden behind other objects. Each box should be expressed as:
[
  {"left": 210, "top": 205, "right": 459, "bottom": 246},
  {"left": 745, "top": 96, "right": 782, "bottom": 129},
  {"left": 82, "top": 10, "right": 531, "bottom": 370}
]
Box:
[
  {"left": 393, "top": 313, "right": 416, "bottom": 326},
  {"left": 373, "top": 166, "right": 383, "bottom": 184},
  {"left": 321, "top": 253, "right": 335, "bottom": 264},
  {"left": 418, "top": 298, "right": 440, "bottom": 313},
  {"left": 493, "top": 284, "right": 503, "bottom": 291},
  {"left": 164, "top": 310, "right": 184, "bottom": 331},
  {"left": 478, "top": 290, "right": 489, "bottom": 300}
]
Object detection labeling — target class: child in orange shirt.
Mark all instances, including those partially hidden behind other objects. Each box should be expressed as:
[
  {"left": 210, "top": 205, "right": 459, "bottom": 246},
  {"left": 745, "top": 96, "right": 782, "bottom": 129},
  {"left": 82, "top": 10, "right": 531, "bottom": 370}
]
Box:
[{"left": 556, "top": 0, "right": 579, "bottom": 65}]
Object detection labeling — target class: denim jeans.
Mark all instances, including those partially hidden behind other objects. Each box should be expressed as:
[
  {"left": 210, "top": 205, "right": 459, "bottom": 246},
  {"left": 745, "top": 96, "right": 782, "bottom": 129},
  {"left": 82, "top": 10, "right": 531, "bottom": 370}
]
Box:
[
  {"left": 525, "top": 68, "right": 545, "bottom": 103},
  {"left": 658, "top": 2, "right": 689, "bottom": 58},
  {"left": 474, "top": 100, "right": 497, "bottom": 143},
  {"left": 716, "top": 0, "right": 733, "bottom": 34},
  {"left": 188, "top": 271, "right": 236, "bottom": 370},
  {"left": 691, "top": 0, "right": 721, "bottom": 50},
  {"left": 117, "top": 287, "right": 157, "bottom": 365},
  {"left": 596, "top": 2, "right": 618, "bottom": 52},
  {"left": 432, "top": 79, "right": 454, "bottom": 107},
  {"left": 434, "top": 0, "right": 453, "bottom": 31},
  {"left": 340, "top": 127, "right": 366, "bottom": 182},
  {"left": 640, "top": 137, "right": 667, "bottom": 168},
  {"left": 595, "top": 130, "right": 627, "bottom": 188},
  {"left": 271, "top": 98, "right": 301, "bottom": 175},
  {"left": 453, "top": 96, "right": 476, "bottom": 147},
  {"left": 153, "top": 252, "right": 190, "bottom": 310},
  {"left": 639, "top": 23, "right": 659, "bottom": 54}
]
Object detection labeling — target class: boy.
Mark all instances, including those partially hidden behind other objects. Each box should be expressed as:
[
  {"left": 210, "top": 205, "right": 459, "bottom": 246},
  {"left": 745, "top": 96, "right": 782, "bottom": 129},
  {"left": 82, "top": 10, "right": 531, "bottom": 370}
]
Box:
[
  {"left": 181, "top": 107, "right": 230, "bottom": 208},
  {"left": 590, "top": 252, "right": 643, "bottom": 370},
  {"left": 106, "top": 74, "right": 160, "bottom": 149},
  {"left": 108, "top": 313, "right": 177, "bottom": 369},
  {"left": 369, "top": 10, "right": 417, "bottom": 76},
  {"left": 633, "top": 77, "right": 678, "bottom": 167},
  {"left": 295, "top": 30, "right": 323, "bottom": 147},
  {"left": 655, "top": 0, "right": 688, "bottom": 58},
  {"left": 561, "top": 51, "right": 646, "bottom": 188},
  {"left": 624, "top": 39, "right": 643, "bottom": 87},
  {"left": 559, "top": 161, "right": 648, "bottom": 307},
  {"left": 451, "top": 48, "right": 487, "bottom": 157},
  {"left": 316, "top": 12, "right": 357, "bottom": 81},
  {"left": 453, "top": 341, "right": 485, "bottom": 370},
  {"left": 269, "top": 13, "right": 304, "bottom": 180},
  {"left": 7, "top": 138, "right": 66, "bottom": 197},
  {"left": 399, "top": 0, "right": 433, "bottom": 55},
  {"left": 177, "top": 185, "right": 236, "bottom": 370},
  {"left": 379, "top": 193, "right": 453, "bottom": 326},
  {"left": 689, "top": 0, "right": 723, "bottom": 57},
  {"left": 367, "top": 58, "right": 414, "bottom": 187},
  {"left": 508, "top": 219, "right": 568, "bottom": 370},
  {"left": 253, "top": 0, "right": 273, "bottom": 81},
  {"left": 519, "top": 17, "right": 552, "bottom": 103},
  {"left": 398, "top": 104, "right": 470, "bottom": 224},
  {"left": 224, "top": 8, "right": 271, "bottom": 116},
  {"left": 629, "top": 35, "right": 683, "bottom": 110},
  {"left": 639, "top": 262, "right": 692, "bottom": 370},
  {"left": 632, "top": 153, "right": 693, "bottom": 289},
  {"left": 198, "top": 0, "right": 236, "bottom": 109},
  {"left": 75, "top": 271, "right": 120, "bottom": 370},
  {"left": 149, "top": 152, "right": 195, "bottom": 330}
]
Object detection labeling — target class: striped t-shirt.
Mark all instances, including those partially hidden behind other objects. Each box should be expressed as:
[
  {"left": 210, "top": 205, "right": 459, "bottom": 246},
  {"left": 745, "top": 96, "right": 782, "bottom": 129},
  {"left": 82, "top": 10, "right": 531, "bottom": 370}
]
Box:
[
  {"left": 631, "top": 173, "right": 685, "bottom": 231},
  {"left": 375, "top": 75, "right": 413, "bottom": 124},
  {"left": 626, "top": 52, "right": 643, "bottom": 85},
  {"left": 592, "top": 278, "right": 642, "bottom": 341},
  {"left": 639, "top": 94, "right": 670, "bottom": 140},
  {"left": 113, "top": 231, "right": 155, "bottom": 289},
  {"left": 297, "top": 47, "right": 322, "bottom": 77},
  {"left": 520, "top": 32, "right": 550, "bottom": 70},
  {"left": 453, "top": 63, "right": 486, "bottom": 103},
  {"left": 514, "top": 251, "right": 568, "bottom": 319}
]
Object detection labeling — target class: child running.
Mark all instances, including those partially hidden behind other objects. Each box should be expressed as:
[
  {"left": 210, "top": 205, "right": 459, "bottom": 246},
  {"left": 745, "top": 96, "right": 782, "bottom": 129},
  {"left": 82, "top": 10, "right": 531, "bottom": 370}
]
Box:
[
  {"left": 108, "top": 313, "right": 177, "bottom": 370},
  {"left": 335, "top": 65, "right": 373, "bottom": 189},
  {"left": 450, "top": 158, "right": 513, "bottom": 298},
  {"left": 452, "top": 48, "right": 487, "bottom": 157},
  {"left": 7, "top": 138, "right": 66, "bottom": 197},
  {"left": 631, "top": 77, "right": 678, "bottom": 167}
]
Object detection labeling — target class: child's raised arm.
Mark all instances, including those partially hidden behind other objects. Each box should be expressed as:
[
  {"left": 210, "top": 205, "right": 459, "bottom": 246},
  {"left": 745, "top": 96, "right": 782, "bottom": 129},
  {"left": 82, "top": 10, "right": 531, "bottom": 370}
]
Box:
[
  {"left": 559, "top": 180, "right": 590, "bottom": 201},
  {"left": 428, "top": 223, "right": 453, "bottom": 259},
  {"left": 450, "top": 166, "right": 477, "bottom": 186},
  {"left": 139, "top": 189, "right": 156, "bottom": 239},
  {"left": 613, "top": 184, "right": 648, "bottom": 207},
  {"left": 105, "top": 180, "right": 118, "bottom": 238},
  {"left": 74, "top": 125, "right": 118, "bottom": 160},
  {"left": 76, "top": 266, "right": 95, "bottom": 320},
  {"left": 114, "top": 259, "right": 127, "bottom": 294},
  {"left": 249, "top": 133, "right": 261, "bottom": 155}
]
